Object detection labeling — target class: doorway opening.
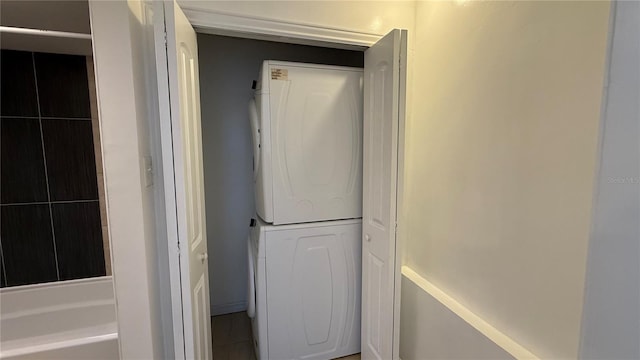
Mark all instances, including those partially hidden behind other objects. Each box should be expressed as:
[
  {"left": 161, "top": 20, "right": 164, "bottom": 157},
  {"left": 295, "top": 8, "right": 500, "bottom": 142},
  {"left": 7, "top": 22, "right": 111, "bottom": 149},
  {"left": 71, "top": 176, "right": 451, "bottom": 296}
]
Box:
[{"left": 197, "top": 33, "right": 364, "bottom": 360}]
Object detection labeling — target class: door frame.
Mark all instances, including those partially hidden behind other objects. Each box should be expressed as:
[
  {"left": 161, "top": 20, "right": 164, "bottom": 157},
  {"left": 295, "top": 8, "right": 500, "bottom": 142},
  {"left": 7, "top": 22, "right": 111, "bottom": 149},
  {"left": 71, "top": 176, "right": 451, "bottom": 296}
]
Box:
[{"left": 165, "top": 5, "right": 407, "bottom": 360}]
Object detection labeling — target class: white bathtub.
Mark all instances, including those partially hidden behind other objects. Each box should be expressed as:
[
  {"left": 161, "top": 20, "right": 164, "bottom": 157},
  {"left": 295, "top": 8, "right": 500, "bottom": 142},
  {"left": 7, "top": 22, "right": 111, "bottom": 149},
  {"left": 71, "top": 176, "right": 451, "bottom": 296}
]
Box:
[{"left": 0, "top": 277, "right": 119, "bottom": 360}]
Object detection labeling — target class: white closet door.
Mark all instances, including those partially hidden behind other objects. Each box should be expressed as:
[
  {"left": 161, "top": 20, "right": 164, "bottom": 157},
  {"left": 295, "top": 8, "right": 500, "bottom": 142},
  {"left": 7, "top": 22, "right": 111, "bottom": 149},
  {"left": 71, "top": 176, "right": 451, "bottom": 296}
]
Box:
[
  {"left": 155, "top": 1, "right": 211, "bottom": 359},
  {"left": 361, "top": 29, "right": 407, "bottom": 360}
]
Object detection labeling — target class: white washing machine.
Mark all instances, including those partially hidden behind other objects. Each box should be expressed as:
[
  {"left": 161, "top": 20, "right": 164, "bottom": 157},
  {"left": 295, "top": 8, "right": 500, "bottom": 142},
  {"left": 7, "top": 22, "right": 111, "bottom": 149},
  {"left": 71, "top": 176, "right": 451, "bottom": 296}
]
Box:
[
  {"left": 247, "top": 217, "right": 362, "bottom": 360},
  {"left": 250, "top": 61, "right": 363, "bottom": 225}
]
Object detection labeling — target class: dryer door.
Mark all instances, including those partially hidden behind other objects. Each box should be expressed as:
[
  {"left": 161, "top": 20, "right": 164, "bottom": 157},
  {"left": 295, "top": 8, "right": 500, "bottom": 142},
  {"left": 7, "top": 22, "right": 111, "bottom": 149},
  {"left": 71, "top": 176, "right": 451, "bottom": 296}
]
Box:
[{"left": 268, "top": 65, "right": 363, "bottom": 224}]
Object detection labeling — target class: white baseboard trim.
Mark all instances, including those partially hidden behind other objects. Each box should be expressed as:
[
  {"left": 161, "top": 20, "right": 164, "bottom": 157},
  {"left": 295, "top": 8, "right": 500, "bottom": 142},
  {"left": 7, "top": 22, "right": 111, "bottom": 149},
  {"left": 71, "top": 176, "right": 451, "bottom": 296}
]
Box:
[
  {"left": 211, "top": 301, "right": 248, "bottom": 316},
  {"left": 401, "top": 266, "right": 538, "bottom": 360}
]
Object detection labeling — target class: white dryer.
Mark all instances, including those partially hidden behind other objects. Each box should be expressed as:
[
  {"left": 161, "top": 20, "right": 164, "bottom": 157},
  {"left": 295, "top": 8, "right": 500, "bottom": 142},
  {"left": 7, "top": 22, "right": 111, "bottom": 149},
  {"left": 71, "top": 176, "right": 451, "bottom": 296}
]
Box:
[
  {"left": 247, "top": 217, "right": 361, "bottom": 360},
  {"left": 250, "top": 61, "right": 363, "bottom": 225}
]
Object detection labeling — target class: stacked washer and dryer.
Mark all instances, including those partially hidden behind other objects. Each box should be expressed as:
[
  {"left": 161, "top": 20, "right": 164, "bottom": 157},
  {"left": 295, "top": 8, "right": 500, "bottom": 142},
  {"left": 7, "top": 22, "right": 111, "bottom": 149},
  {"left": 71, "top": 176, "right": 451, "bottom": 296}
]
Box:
[{"left": 247, "top": 60, "right": 363, "bottom": 360}]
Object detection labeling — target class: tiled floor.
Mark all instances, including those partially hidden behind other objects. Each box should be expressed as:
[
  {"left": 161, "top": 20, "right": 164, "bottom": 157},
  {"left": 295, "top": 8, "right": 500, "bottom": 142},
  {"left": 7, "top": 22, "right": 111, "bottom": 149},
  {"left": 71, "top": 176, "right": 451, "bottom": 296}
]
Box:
[
  {"left": 211, "top": 312, "right": 255, "bottom": 360},
  {"left": 211, "top": 312, "right": 361, "bottom": 360}
]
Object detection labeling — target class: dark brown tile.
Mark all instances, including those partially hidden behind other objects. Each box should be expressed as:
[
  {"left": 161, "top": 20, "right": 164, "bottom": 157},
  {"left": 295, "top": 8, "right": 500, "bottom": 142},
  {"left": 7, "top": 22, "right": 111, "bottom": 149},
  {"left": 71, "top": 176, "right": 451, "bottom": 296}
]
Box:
[
  {"left": 0, "top": 253, "right": 6, "bottom": 287},
  {"left": 212, "top": 344, "right": 230, "bottom": 360},
  {"left": 212, "top": 313, "right": 233, "bottom": 346},
  {"left": 0, "top": 50, "right": 38, "bottom": 117},
  {"left": 1, "top": 117, "right": 48, "bottom": 204},
  {"left": 229, "top": 312, "right": 252, "bottom": 342},
  {"left": 42, "top": 119, "right": 98, "bottom": 201},
  {"left": 1, "top": 204, "right": 58, "bottom": 286},
  {"left": 33, "top": 53, "right": 91, "bottom": 118},
  {"left": 52, "top": 201, "right": 105, "bottom": 280},
  {"left": 212, "top": 342, "right": 255, "bottom": 360},
  {"left": 212, "top": 312, "right": 253, "bottom": 346}
]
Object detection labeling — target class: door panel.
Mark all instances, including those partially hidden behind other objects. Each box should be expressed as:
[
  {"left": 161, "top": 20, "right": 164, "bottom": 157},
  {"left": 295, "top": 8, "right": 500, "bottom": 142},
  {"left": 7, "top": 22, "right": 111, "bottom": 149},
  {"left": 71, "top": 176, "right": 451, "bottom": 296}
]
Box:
[
  {"left": 362, "top": 29, "right": 407, "bottom": 360},
  {"left": 194, "top": 275, "right": 208, "bottom": 359},
  {"left": 368, "top": 61, "right": 392, "bottom": 230},
  {"left": 269, "top": 65, "right": 363, "bottom": 224},
  {"left": 265, "top": 222, "right": 362, "bottom": 359},
  {"left": 366, "top": 253, "right": 384, "bottom": 354},
  {"left": 156, "top": 1, "right": 211, "bottom": 359},
  {"left": 178, "top": 46, "right": 204, "bottom": 253}
]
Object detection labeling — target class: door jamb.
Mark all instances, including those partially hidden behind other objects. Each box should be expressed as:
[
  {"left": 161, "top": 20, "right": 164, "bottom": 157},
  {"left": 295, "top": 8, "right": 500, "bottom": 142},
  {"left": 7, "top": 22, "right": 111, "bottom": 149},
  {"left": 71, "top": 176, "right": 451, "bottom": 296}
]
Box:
[
  {"left": 169, "top": 6, "right": 407, "bottom": 360},
  {"left": 180, "top": 5, "right": 379, "bottom": 50},
  {"left": 393, "top": 29, "right": 408, "bottom": 360},
  {"left": 153, "top": 2, "right": 188, "bottom": 359}
]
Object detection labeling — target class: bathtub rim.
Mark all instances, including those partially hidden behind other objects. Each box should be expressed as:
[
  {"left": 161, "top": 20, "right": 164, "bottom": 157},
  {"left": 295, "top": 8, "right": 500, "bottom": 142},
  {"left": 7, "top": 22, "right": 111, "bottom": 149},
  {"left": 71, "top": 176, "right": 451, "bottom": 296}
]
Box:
[
  {"left": 0, "top": 275, "right": 119, "bottom": 359},
  {"left": 0, "top": 329, "right": 118, "bottom": 359},
  {"left": 0, "top": 275, "right": 114, "bottom": 294}
]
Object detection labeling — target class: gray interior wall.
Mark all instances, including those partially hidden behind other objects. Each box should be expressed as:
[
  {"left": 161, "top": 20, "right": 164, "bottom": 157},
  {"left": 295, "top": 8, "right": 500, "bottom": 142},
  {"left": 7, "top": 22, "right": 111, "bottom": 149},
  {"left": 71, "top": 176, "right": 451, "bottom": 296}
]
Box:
[
  {"left": 197, "top": 34, "right": 363, "bottom": 315},
  {"left": 399, "top": 277, "right": 515, "bottom": 360},
  {"left": 579, "top": 2, "right": 640, "bottom": 358}
]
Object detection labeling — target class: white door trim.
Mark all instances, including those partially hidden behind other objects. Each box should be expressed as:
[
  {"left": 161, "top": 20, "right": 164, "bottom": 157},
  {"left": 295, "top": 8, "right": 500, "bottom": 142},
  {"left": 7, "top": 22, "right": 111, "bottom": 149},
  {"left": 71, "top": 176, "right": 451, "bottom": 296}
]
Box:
[
  {"left": 180, "top": 5, "right": 380, "bottom": 49},
  {"left": 393, "top": 30, "right": 408, "bottom": 360},
  {"left": 163, "top": 5, "right": 406, "bottom": 359},
  {"left": 152, "top": 2, "right": 187, "bottom": 358}
]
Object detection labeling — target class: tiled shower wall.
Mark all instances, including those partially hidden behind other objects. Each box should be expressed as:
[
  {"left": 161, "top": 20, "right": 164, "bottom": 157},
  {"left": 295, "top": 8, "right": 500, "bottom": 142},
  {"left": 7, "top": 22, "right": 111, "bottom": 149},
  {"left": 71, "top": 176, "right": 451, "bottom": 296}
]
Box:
[{"left": 0, "top": 49, "right": 106, "bottom": 287}]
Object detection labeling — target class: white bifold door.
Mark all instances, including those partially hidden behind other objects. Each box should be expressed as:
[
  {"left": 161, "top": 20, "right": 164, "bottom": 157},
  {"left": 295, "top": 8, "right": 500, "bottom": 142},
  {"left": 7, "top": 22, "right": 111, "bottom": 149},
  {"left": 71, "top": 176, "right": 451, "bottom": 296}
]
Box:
[
  {"left": 361, "top": 29, "right": 407, "bottom": 360},
  {"left": 154, "top": 1, "right": 212, "bottom": 359}
]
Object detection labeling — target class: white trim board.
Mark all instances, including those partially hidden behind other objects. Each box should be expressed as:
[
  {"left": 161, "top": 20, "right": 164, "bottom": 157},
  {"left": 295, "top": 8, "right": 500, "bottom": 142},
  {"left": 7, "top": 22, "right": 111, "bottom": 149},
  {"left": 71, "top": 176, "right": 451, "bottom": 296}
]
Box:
[
  {"left": 180, "top": 6, "right": 378, "bottom": 50},
  {"left": 401, "top": 266, "right": 538, "bottom": 360}
]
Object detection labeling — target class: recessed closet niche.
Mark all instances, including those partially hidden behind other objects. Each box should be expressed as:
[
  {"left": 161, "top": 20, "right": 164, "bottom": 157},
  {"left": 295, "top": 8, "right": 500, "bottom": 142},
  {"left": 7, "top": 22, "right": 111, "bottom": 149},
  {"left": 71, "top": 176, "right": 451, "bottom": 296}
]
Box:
[{"left": 196, "top": 33, "right": 363, "bottom": 314}]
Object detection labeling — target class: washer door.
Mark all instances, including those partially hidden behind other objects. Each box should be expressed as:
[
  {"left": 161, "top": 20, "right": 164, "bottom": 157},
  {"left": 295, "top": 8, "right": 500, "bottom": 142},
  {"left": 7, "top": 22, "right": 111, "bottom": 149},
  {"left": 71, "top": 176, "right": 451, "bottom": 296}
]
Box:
[{"left": 247, "top": 235, "right": 256, "bottom": 318}]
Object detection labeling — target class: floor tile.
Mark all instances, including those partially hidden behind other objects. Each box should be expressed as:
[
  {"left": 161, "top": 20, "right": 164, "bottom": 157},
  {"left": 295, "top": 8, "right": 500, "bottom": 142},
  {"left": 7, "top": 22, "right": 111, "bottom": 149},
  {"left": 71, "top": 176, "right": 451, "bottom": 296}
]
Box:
[
  {"left": 229, "top": 311, "right": 252, "bottom": 342},
  {"left": 213, "top": 341, "right": 255, "bottom": 360},
  {"left": 212, "top": 312, "right": 253, "bottom": 346},
  {"left": 228, "top": 341, "right": 255, "bottom": 360},
  {"left": 212, "top": 312, "right": 256, "bottom": 360},
  {"left": 212, "top": 313, "right": 233, "bottom": 346}
]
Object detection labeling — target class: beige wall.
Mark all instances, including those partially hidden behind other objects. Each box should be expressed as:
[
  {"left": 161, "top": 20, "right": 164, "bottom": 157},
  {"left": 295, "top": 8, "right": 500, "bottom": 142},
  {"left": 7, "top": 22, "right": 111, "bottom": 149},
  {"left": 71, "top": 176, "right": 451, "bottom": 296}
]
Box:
[{"left": 403, "top": 1, "right": 610, "bottom": 358}]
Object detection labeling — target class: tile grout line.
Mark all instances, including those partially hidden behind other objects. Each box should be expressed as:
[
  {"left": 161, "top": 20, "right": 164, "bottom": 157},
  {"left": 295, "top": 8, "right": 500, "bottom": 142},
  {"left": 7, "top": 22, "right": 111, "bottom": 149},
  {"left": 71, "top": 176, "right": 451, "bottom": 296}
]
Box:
[
  {"left": 32, "top": 52, "right": 61, "bottom": 281},
  {"left": 0, "top": 89, "right": 4, "bottom": 285},
  {"left": 0, "top": 199, "right": 100, "bottom": 207},
  {"left": 0, "top": 116, "right": 93, "bottom": 121},
  {"left": 0, "top": 237, "right": 6, "bottom": 286}
]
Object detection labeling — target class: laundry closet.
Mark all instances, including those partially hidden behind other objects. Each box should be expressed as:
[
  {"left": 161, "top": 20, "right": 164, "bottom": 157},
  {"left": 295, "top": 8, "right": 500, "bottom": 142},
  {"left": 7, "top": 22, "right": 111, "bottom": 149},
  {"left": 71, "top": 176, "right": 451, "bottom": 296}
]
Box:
[{"left": 197, "top": 33, "right": 364, "bottom": 359}]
